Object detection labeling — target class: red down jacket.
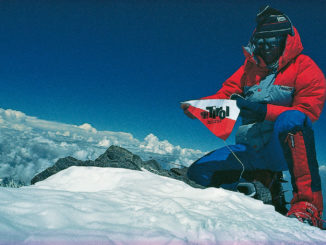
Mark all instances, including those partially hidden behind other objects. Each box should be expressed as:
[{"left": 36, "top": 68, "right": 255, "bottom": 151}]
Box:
[{"left": 203, "top": 27, "right": 326, "bottom": 122}]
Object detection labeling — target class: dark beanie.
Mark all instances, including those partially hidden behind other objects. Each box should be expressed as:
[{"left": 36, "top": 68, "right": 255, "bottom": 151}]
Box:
[{"left": 254, "top": 5, "right": 294, "bottom": 38}]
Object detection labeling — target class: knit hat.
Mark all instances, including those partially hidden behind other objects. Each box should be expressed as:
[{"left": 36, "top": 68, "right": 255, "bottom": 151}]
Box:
[{"left": 254, "top": 5, "right": 294, "bottom": 38}]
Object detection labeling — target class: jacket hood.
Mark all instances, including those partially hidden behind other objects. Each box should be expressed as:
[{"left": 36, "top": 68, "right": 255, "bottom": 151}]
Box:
[{"left": 242, "top": 26, "right": 303, "bottom": 71}]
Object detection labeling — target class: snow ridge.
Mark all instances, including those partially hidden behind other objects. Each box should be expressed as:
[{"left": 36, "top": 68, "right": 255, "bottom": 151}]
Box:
[{"left": 0, "top": 166, "right": 325, "bottom": 244}]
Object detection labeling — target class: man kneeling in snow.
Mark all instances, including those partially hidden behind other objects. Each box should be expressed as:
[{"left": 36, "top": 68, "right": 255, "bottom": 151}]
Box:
[{"left": 181, "top": 6, "right": 326, "bottom": 229}]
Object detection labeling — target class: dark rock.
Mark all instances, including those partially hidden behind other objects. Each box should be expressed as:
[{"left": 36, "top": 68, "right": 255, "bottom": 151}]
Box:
[
  {"left": 31, "top": 157, "right": 83, "bottom": 184},
  {"left": 156, "top": 167, "right": 203, "bottom": 189},
  {"left": 30, "top": 145, "right": 204, "bottom": 189},
  {"left": 171, "top": 167, "right": 188, "bottom": 177},
  {"left": 142, "top": 159, "right": 161, "bottom": 171},
  {"left": 95, "top": 145, "right": 141, "bottom": 170}
]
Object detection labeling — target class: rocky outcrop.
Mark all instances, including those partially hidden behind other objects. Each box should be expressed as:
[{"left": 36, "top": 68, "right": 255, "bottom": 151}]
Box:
[{"left": 31, "top": 145, "right": 203, "bottom": 188}]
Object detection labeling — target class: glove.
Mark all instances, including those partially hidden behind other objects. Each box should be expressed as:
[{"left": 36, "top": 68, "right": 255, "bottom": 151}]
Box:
[
  {"left": 180, "top": 103, "right": 196, "bottom": 119},
  {"left": 230, "top": 94, "right": 267, "bottom": 124}
]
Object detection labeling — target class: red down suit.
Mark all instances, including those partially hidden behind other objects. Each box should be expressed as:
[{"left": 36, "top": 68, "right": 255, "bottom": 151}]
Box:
[
  {"left": 203, "top": 27, "right": 326, "bottom": 122},
  {"left": 201, "top": 27, "right": 326, "bottom": 215}
]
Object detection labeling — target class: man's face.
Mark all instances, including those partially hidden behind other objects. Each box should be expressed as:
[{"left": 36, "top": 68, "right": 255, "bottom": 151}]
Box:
[{"left": 254, "top": 36, "right": 286, "bottom": 65}]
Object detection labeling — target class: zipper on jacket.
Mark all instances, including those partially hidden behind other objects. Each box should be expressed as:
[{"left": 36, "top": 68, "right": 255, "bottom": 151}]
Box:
[{"left": 289, "top": 133, "right": 295, "bottom": 148}]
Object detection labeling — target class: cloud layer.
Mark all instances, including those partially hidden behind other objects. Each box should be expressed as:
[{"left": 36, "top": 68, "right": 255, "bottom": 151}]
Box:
[{"left": 0, "top": 108, "right": 204, "bottom": 183}]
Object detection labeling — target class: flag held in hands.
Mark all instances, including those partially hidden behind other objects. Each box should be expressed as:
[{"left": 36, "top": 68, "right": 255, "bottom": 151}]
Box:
[{"left": 182, "top": 99, "right": 240, "bottom": 140}]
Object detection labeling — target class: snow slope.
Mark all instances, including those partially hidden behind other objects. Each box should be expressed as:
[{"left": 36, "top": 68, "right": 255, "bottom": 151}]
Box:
[{"left": 0, "top": 167, "right": 325, "bottom": 245}]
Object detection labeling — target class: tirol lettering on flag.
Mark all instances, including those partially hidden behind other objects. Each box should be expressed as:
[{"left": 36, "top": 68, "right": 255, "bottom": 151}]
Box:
[{"left": 183, "top": 99, "right": 240, "bottom": 140}]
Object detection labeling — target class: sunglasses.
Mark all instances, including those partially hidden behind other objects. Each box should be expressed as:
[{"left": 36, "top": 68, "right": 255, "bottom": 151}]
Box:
[{"left": 253, "top": 36, "right": 285, "bottom": 49}]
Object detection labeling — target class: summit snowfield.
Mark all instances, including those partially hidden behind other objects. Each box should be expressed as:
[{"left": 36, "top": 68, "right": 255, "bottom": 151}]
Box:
[{"left": 0, "top": 166, "right": 325, "bottom": 245}]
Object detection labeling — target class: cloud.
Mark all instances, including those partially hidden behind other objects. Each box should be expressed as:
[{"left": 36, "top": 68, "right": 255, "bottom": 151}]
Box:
[
  {"left": 138, "top": 133, "right": 204, "bottom": 169},
  {"left": 0, "top": 108, "right": 204, "bottom": 184},
  {"left": 97, "top": 138, "right": 111, "bottom": 147},
  {"left": 3, "top": 109, "right": 26, "bottom": 122},
  {"left": 78, "top": 123, "right": 97, "bottom": 133},
  {"left": 319, "top": 165, "right": 326, "bottom": 172},
  {"left": 73, "top": 150, "right": 90, "bottom": 160},
  {"left": 140, "top": 134, "right": 174, "bottom": 154}
]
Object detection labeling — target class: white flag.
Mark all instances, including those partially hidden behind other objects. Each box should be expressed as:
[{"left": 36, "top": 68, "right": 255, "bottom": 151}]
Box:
[{"left": 183, "top": 99, "right": 240, "bottom": 140}]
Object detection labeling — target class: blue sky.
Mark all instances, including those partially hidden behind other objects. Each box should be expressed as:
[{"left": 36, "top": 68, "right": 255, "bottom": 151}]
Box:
[{"left": 0, "top": 0, "right": 325, "bottom": 154}]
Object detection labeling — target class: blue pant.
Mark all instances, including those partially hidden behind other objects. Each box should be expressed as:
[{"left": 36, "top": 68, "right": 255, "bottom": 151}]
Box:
[{"left": 187, "top": 110, "right": 321, "bottom": 191}]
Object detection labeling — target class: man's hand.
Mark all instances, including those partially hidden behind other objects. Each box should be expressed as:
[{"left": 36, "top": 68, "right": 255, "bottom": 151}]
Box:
[
  {"left": 180, "top": 103, "right": 196, "bottom": 119},
  {"left": 230, "top": 94, "right": 267, "bottom": 123}
]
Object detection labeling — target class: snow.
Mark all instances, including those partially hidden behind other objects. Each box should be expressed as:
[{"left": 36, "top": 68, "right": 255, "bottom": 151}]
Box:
[{"left": 0, "top": 167, "right": 325, "bottom": 244}]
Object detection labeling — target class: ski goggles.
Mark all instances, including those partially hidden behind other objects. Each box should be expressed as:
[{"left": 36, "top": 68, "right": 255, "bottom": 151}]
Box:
[{"left": 253, "top": 36, "right": 286, "bottom": 50}]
